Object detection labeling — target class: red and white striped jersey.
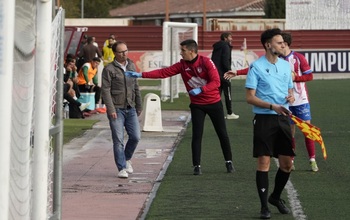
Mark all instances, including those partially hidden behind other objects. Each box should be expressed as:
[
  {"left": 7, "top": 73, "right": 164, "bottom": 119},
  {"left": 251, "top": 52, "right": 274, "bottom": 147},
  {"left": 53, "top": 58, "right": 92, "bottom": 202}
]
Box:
[{"left": 282, "top": 51, "right": 313, "bottom": 106}]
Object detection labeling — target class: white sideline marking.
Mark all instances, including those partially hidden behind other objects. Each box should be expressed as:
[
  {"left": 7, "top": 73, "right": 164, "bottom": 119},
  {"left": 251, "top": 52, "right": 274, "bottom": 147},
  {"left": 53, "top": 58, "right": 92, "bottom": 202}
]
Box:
[
  {"left": 274, "top": 158, "right": 307, "bottom": 220},
  {"left": 285, "top": 179, "right": 307, "bottom": 220}
]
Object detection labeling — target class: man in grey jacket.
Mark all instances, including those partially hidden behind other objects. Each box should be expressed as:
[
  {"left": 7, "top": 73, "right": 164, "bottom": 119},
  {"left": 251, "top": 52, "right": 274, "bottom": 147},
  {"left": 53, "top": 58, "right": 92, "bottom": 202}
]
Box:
[{"left": 101, "top": 41, "right": 142, "bottom": 179}]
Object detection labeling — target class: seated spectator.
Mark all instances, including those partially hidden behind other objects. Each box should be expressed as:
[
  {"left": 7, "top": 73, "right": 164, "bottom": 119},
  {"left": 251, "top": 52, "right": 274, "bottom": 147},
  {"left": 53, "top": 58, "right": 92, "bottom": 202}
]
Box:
[
  {"left": 63, "top": 83, "right": 89, "bottom": 119},
  {"left": 64, "top": 55, "right": 80, "bottom": 95},
  {"left": 77, "top": 57, "right": 102, "bottom": 109},
  {"left": 64, "top": 57, "right": 89, "bottom": 118}
]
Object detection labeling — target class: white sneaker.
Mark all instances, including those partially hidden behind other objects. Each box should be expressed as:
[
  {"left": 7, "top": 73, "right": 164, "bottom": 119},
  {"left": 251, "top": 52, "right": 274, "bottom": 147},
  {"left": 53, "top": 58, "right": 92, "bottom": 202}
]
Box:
[
  {"left": 126, "top": 160, "right": 133, "bottom": 174},
  {"left": 79, "top": 102, "right": 90, "bottom": 111},
  {"left": 226, "top": 113, "right": 239, "bottom": 119},
  {"left": 310, "top": 159, "right": 319, "bottom": 172},
  {"left": 117, "top": 169, "right": 128, "bottom": 178}
]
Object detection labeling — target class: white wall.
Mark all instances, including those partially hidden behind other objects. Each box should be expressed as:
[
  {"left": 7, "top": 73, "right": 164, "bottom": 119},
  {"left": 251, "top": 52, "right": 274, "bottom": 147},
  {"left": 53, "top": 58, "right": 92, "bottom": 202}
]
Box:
[
  {"left": 286, "top": 0, "right": 350, "bottom": 30},
  {"left": 65, "top": 18, "right": 129, "bottom": 26}
]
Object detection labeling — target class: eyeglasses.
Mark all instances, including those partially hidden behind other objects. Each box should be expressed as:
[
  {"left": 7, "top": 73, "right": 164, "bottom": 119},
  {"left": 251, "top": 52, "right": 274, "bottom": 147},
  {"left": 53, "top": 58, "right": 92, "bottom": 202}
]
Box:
[{"left": 116, "top": 50, "right": 128, "bottom": 54}]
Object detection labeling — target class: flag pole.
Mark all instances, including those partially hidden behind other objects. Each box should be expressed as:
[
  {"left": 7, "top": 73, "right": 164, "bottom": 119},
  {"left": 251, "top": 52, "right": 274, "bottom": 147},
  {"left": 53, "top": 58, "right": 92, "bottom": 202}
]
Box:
[
  {"left": 242, "top": 38, "right": 248, "bottom": 67},
  {"left": 165, "top": 0, "right": 169, "bottom": 21}
]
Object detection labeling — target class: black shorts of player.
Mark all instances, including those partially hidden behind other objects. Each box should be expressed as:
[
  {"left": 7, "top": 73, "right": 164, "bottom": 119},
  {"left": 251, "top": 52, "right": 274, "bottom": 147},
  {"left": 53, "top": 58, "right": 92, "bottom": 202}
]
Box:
[{"left": 252, "top": 114, "right": 295, "bottom": 158}]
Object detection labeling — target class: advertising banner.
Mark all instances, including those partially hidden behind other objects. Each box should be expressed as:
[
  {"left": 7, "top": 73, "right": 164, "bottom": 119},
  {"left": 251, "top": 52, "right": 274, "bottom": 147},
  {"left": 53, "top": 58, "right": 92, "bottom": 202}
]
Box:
[
  {"left": 300, "top": 50, "right": 350, "bottom": 74},
  {"left": 128, "top": 50, "right": 349, "bottom": 75}
]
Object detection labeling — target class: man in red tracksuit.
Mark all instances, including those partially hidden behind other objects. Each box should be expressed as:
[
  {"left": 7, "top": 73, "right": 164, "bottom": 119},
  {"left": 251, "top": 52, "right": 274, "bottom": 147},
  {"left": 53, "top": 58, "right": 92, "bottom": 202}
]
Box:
[{"left": 125, "top": 39, "right": 234, "bottom": 175}]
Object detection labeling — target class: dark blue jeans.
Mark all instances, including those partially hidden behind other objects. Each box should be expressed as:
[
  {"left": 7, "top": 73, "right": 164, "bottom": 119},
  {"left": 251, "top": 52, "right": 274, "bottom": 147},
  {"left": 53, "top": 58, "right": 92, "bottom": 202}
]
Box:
[
  {"left": 107, "top": 107, "right": 141, "bottom": 171},
  {"left": 189, "top": 101, "right": 233, "bottom": 166}
]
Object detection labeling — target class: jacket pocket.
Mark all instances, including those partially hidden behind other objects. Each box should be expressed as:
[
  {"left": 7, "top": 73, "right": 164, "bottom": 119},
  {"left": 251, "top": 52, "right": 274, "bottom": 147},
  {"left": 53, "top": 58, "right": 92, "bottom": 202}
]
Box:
[{"left": 111, "top": 90, "right": 125, "bottom": 106}]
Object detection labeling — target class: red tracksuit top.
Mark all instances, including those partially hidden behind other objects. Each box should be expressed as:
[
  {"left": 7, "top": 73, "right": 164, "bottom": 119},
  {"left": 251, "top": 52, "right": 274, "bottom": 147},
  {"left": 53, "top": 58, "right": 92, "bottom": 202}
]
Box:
[{"left": 142, "top": 55, "right": 221, "bottom": 105}]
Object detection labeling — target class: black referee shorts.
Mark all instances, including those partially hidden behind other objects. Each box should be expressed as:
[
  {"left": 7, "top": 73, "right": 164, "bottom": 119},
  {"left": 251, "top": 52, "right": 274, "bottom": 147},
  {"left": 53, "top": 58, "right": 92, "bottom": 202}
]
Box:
[{"left": 252, "top": 114, "right": 295, "bottom": 158}]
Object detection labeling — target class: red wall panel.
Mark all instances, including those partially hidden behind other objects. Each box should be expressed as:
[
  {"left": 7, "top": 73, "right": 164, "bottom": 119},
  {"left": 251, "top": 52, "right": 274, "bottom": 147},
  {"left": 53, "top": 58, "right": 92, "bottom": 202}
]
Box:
[{"left": 66, "top": 25, "right": 350, "bottom": 51}]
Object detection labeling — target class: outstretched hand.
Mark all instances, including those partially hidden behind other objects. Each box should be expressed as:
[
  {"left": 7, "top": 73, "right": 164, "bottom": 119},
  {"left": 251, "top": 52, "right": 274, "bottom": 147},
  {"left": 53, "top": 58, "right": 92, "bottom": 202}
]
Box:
[
  {"left": 223, "top": 70, "right": 237, "bottom": 80},
  {"left": 125, "top": 71, "right": 142, "bottom": 78}
]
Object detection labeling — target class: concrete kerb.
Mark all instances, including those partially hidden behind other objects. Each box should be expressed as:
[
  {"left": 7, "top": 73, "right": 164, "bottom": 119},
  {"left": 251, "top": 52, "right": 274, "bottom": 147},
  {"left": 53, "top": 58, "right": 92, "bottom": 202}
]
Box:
[{"left": 137, "top": 114, "right": 192, "bottom": 219}]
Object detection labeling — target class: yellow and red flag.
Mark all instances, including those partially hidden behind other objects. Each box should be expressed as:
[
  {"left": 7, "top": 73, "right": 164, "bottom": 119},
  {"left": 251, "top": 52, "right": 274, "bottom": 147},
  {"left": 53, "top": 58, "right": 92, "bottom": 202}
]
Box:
[{"left": 290, "top": 115, "right": 327, "bottom": 160}]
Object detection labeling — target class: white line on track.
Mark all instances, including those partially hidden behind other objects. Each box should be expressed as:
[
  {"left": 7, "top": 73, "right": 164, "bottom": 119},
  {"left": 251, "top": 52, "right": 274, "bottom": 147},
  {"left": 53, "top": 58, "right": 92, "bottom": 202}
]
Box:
[{"left": 285, "top": 179, "right": 307, "bottom": 220}]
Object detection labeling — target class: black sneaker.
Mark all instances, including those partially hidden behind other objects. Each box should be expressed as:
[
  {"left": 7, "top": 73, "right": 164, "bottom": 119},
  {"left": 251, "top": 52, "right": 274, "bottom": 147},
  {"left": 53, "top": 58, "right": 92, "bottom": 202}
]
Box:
[
  {"left": 268, "top": 195, "right": 290, "bottom": 214},
  {"left": 225, "top": 161, "right": 235, "bottom": 173},
  {"left": 260, "top": 207, "right": 271, "bottom": 219},
  {"left": 193, "top": 165, "right": 202, "bottom": 175}
]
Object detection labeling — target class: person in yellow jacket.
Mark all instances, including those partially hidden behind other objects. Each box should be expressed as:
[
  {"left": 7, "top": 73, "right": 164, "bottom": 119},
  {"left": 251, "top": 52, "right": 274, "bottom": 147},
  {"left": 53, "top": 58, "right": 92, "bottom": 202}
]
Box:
[
  {"left": 77, "top": 57, "right": 102, "bottom": 108},
  {"left": 102, "top": 36, "right": 116, "bottom": 66}
]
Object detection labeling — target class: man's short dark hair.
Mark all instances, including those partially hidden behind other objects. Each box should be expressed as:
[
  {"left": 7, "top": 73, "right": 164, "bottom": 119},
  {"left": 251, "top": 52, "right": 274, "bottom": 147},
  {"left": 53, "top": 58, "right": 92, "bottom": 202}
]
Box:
[
  {"left": 220, "top": 32, "right": 232, "bottom": 41},
  {"left": 92, "top": 57, "right": 100, "bottom": 62},
  {"left": 66, "top": 53, "right": 75, "bottom": 60},
  {"left": 112, "top": 41, "right": 127, "bottom": 53},
  {"left": 260, "top": 28, "right": 282, "bottom": 48},
  {"left": 109, "top": 34, "right": 115, "bottom": 39},
  {"left": 180, "top": 39, "right": 198, "bottom": 53},
  {"left": 87, "top": 36, "right": 94, "bottom": 44},
  {"left": 282, "top": 32, "right": 292, "bottom": 47}
]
